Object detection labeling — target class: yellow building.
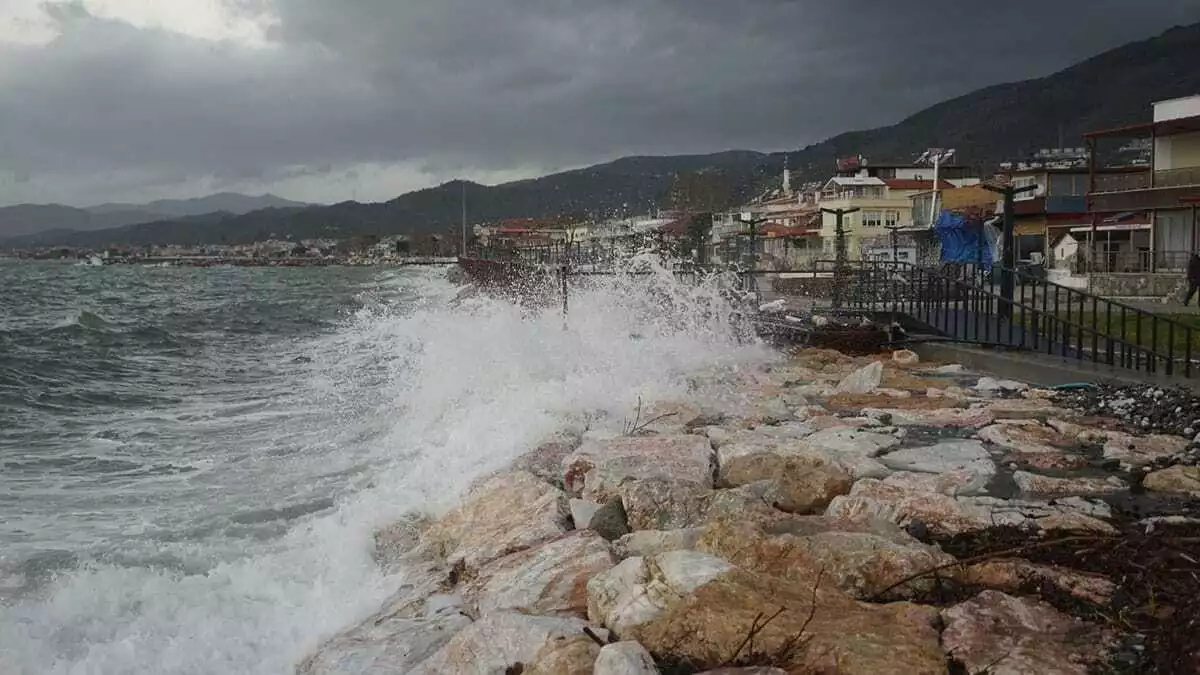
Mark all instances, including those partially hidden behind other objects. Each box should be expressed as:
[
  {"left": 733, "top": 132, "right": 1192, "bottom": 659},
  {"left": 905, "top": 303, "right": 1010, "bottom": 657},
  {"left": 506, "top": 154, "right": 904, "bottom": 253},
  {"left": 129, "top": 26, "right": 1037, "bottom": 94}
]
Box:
[{"left": 817, "top": 176, "right": 954, "bottom": 258}]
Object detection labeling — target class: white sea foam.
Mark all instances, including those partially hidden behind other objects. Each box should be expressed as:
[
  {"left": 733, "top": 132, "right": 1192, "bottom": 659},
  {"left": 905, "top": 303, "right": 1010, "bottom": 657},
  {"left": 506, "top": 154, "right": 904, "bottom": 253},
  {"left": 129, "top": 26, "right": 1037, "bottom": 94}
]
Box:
[{"left": 0, "top": 262, "right": 775, "bottom": 675}]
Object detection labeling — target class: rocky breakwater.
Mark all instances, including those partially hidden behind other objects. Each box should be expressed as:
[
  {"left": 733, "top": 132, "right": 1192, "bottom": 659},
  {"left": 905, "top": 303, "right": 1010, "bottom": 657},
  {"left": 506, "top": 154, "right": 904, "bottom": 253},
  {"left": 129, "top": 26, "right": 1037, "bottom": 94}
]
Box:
[{"left": 299, "top": 348, "right": 1200, "bottom": 674}]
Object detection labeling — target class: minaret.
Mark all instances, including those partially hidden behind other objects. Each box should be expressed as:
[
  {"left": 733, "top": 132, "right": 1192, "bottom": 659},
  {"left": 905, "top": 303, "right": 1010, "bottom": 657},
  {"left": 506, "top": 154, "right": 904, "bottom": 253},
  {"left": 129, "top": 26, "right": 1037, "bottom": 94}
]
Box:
[{"left": 782, "top": 154, "right": 792, "bottom": 197}]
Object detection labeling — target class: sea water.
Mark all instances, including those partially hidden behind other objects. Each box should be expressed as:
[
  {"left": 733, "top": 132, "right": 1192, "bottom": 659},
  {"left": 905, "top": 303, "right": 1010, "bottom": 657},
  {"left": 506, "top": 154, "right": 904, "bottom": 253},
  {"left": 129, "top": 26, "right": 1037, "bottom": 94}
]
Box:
[{"left": 0, "top": 258, "right": 773, "bottom": 674}]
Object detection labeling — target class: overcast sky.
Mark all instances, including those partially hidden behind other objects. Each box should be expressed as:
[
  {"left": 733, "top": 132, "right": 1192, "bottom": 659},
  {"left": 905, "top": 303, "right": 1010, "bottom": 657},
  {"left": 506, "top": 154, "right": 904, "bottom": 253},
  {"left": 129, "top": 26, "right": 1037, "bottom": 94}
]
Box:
[{"left": 2, "top": 0, "right": 1199, "bottom": 207}]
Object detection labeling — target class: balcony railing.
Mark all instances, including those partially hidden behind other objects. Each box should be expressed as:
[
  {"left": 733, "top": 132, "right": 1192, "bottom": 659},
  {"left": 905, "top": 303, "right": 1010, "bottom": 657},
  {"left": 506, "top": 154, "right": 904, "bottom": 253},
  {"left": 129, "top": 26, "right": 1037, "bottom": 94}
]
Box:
[
  {"left": 1092, "top": 172, "right": 1151, "bottom": 193},
  {"left": 1069, "top": 249, "right": 1191, "bottom": 274},
  {"left": 1155, "top": 166, "right": 1200, "bottom": 189},
  {"left": 1091, "top": 167, "right": 1200, "bottom": 194}
]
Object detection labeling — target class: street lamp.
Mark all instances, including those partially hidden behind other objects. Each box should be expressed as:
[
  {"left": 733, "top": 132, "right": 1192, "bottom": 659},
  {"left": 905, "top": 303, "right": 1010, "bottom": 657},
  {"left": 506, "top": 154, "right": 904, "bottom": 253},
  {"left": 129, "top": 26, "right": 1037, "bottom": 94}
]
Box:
[
  {"left": 981, "top": 182, "right": 1039, "bottom": 321},
  {"left": 820, "top": 207, "right": 861, "bottom": 311}
]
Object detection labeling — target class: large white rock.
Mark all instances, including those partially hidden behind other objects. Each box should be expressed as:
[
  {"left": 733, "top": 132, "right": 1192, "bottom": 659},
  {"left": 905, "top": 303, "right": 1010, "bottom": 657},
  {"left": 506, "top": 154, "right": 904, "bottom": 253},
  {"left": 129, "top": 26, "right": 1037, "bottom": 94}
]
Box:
[
  {"left": 878, "top": 440, "right": 996, "bottom": 492},
  {"left": 835, "top": 361, "right": 884, "bottom": 394},
  {"left": 826, "top": 480, "right": 1115, "bottom": 536},
  {"left": 462, "top": 530, "right": 617, "bottom": 618},
  {"left": 975, "top": 376, "right": 1029, "bottom": 393},
  {"left": 563, "top": 435, "right": 714, "bottom": 502},
  {"left": 420, "top": 470, "right": 570, "bottom": 571},
  {"left": 1012, "top": 471, "right": 1124, "bottom": 496},
  {"left": 1102, "top": 432, "right": 1188, "bottom": 468},
  {"left": 409, "top": 612, "right": 606, "bottom": 675},
  {"left": 613, "top": 528, "right": 704, "bottom": 559},
  {"left": 942, "top": 591, "right": 1112, "bottom": 675},
  {"left": 882, "top": 469, "right": 991, "bottom": 497},
  {"left": 798, "top": 427, "right": 901, "bottom": 457},
  {"left": 978, "top": 423, "right": 1070, "bottom": 454},
  {"left": 587, "top": 550, "right": 734, "bottom": 636},
  {"left": 298, "top": 612, "right": 471, "bottom": 675},
  {"left": 594, "top": 641, "right": 659, "bottom": 675}
]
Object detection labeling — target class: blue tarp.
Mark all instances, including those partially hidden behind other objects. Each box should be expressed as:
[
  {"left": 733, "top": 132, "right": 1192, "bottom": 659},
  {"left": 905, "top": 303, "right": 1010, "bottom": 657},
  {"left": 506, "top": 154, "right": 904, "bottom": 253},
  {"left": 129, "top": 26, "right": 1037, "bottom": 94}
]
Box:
[{"left": 934, "top": 210, "right": 995, "bottom": 268}]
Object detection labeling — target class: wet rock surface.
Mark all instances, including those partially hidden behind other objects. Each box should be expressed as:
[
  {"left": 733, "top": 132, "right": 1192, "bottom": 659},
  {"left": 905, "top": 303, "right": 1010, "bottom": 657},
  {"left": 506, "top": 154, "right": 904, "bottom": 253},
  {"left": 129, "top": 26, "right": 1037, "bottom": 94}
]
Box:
[{"left": 304, "top": 349, "right": 1200, "bottom": 674}]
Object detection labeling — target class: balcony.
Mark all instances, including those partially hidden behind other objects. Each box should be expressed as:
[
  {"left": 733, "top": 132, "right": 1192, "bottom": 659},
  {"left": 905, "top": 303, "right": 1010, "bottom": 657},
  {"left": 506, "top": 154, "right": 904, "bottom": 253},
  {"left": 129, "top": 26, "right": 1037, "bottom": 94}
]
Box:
[
  {"left": 1155, "top": 166, "right": 1200, "bottom": 188},
  {"left": 1089, "top": 166, "right": 1200, "bottom": 212},
  {"left": 1092, "top": 171, "right": 1151, "bottom": 193}
]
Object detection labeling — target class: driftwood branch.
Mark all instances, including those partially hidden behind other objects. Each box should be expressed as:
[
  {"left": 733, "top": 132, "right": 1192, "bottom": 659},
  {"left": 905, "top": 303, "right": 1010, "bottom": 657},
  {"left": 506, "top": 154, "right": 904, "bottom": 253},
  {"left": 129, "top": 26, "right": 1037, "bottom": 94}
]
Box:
[
  {"left": 622, "top": 395, "right": 678, "bottom": 436},
  {"left": 867, "top": 535, "right": 1109, "bottom": 602}
]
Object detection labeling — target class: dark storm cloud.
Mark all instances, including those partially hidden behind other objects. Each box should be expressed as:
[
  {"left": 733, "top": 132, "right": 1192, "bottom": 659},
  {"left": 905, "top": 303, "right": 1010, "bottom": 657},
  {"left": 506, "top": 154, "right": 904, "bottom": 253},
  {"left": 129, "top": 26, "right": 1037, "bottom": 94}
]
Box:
[{"left": 2, "top": 0, "right": 1200, "bottom": 204}]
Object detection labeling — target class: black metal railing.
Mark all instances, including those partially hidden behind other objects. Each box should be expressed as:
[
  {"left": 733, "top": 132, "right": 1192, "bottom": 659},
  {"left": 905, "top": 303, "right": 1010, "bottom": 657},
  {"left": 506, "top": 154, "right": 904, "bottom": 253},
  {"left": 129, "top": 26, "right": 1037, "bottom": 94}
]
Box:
[
  {"left": 837, "top": 260, "right": 1197, "bottom": 378},
  {"left": 461, "top": 244, "right": 1198, "bottom": 379}
]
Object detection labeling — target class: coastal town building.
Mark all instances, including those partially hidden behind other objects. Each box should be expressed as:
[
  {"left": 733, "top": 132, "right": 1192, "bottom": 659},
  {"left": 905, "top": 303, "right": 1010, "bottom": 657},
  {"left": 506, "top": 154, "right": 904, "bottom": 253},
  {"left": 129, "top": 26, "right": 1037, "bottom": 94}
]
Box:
[
  {"left": 815, "top": 173, "right": 955, "bottom": 260},
  {"left": 1078, "top": 93, "right": 1200, "bottom": 295}
]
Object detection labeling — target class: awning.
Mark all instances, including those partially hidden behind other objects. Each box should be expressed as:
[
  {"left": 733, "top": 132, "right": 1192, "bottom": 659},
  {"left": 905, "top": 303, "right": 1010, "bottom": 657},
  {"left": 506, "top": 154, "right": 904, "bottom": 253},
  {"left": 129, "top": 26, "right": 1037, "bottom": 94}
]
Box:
[{"left": 1069, "top": 223, "right": 1151, "bottom": 233}]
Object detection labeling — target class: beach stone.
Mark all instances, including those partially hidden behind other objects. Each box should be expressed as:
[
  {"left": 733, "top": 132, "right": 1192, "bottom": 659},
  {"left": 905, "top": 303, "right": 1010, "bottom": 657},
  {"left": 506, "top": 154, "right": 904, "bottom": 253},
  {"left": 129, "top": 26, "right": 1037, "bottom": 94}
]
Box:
[
  {"left": 879, "top": 440, "right": 996, "bottom": 484},
  {"left": 522, "top": 636, "right": 602, "bottom": 675},
  {"left": 892, "top": 349, "right": 920, "bottom": 365},
  {"left": 978, "top": 423, "right": 1072, "bottom": 454},
  {"left": 975, "top": 376, "right": 1029, "bottom": 393},
  {"left": 593, "top": 641, "right": 658, "bottom": 675},
  {"left": 882, "top": 469, "right": 990, "bottom": 497},
  {"left": 835, "top": 361, "right": 884, "bottom": 394},
  {"left": 586, "top": 550, "right": 734, "bottom": 636},
  {"left": 1046, "top": 419, "right": 1110, "bottom": 444},
  {"left": 798, "top": 426, "right": 900, "bottom": 456},
  {"left": 962, "top": 559, "right": 1115, "bottom": 605},
  {"left": 461, "top": 530, "right": 616, "bottom": 618},
  {"left": 984, "top": 398, "right": 1065, "bottom": 420},
  {"left": 617, "top": 479, "right": 788, "bottom": 532},
  {"left": 373, "top": 512, "right": 432, "bottom": 572},
  {"left": 696, "top": 520, "right": 952, "bottom": 600},
  {"left": 705, "top": 426, "right": 733, "bottom": 449},
  {"left": 297, "top": 610, "right": 471, "bottom": 675},
  {"left": 613, "top": 528, "right": 703, "bottom": 559},
  {"left": 512, "top": 437, "right": 580, "bottom": 489},
  {"left": 568, "top": 498, "right": 629, "bottom": 541},
  {"left": 718, "top": 453, "right": 853, "bottom": 514},
  {"left": 409, "top": 612, "right": 606, "bottom": 675},
  {"left": 630, "top": 566, "right": 944, "bottom": 674},
  {"left": 870, "top": 406, "right": 996, "bottom": 428},
  {"left": 825, "top": 480, "right": 1115, "bottom": 536},
  {"left": 941, "top": 591, "right": 1113, "bottom": 675},
  {"left": 569, "top": 499, "right": 601, "bottom": 530},
  {"left": 420, "top": 470, "right": 570, "bottom": 571},
  {"left": 792, "top": 404, "right": 828, "bottom": 422},
  {"left": 1142, "top": 465, "right": 1200, "bottom": 496},
  {"left": 618, "top": 479, "right": 710, "bottom": 531},
  {"left": 1009, "top": 451, "right": 1090, "bottom": 471},
  {"left": 1012, "top": 471, "right": 1125, "bottom": 496},
  {"left": 590, "top": 500, "right": 631, "bottom": 541},
  {"left": 929, "top": 363, "right": 966, "bottom": 374},
  {"left": 563, "top": 435, "right": 713, "bottom": 501},
  {"left": 1102, "top": 432, "right": 1189, "bottom": 468}
]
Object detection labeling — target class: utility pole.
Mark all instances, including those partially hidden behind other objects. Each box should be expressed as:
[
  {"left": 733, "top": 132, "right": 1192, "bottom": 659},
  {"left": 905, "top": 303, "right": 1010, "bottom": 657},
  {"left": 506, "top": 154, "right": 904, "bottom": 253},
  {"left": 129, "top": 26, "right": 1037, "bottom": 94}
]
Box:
[
  {"left": 820, "top": 207, "right": 860, "bottom": 311},
  {"left": 982, "top": 182, "right": 1038, "bottom": 322}
]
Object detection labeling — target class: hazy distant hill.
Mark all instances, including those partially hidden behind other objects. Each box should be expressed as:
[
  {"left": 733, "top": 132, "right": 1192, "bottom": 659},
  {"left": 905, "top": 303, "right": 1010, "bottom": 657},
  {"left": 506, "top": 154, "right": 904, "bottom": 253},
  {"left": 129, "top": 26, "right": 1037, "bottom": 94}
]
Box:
[
  {"left": 0, "top": 193, "right": 309, "bottom": 239},
  {"left": 85, "top": 192, "right": 309, "bottom": 219},
  {"left": 9, "top": 22, "right": 1200, "bottom": 248}
]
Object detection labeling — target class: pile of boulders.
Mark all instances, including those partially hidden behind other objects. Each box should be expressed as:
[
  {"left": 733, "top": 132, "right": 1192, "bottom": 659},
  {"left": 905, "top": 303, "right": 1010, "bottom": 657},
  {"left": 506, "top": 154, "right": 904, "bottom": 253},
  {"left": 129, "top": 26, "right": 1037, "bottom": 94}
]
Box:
[{"left": 296, "top": 349, "right": 1200, "bottom": 674}]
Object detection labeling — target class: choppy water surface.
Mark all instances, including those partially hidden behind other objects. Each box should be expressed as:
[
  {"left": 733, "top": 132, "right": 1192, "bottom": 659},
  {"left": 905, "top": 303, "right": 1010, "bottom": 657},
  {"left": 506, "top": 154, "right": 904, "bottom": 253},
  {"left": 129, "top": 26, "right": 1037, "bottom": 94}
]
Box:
[{"left": 0, "top": 258, "right": 771, "bottom": 674}]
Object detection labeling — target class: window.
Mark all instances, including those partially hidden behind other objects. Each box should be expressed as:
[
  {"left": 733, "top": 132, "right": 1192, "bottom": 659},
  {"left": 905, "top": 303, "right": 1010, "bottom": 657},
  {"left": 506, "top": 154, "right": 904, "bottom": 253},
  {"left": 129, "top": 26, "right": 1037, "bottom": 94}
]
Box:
[
  {"left": 885, "top": 210, "right": 900, "bottom": 228},
  {"left": 863, "top": 210, "right": 883, "bottom": 227}
]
